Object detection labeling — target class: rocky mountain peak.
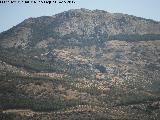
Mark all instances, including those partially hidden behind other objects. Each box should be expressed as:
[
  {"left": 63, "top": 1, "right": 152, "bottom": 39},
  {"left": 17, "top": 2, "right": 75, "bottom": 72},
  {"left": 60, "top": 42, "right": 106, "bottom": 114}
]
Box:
[{"left": 0, "top": 9, "right": 160, "bottom": 49}]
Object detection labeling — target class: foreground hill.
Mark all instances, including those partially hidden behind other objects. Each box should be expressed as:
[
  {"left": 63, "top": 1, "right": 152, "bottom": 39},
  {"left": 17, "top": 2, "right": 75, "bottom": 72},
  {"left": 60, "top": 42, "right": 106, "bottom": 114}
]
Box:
[{"left": 0, "top": 9, "right": 160, "bottom": 120}]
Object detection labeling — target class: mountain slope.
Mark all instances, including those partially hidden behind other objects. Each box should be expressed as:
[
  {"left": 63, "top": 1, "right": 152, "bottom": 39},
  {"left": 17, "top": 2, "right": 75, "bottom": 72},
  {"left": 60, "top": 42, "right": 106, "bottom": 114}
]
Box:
[
  {"left": 0, "top": 8, "right": 160, "bottom": 49},
  {"left": 0, "top": 9, "right": 160, "bottom": 120}
]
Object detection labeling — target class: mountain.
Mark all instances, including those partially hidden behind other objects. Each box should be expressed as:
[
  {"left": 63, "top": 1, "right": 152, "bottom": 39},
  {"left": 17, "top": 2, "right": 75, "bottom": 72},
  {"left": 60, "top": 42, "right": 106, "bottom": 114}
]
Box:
[
  {"left": 0, "top": 8, "right": 160, "bottom": 49},
  {"left": 0, "top": 9, "right": 160, "bottom": 120}
]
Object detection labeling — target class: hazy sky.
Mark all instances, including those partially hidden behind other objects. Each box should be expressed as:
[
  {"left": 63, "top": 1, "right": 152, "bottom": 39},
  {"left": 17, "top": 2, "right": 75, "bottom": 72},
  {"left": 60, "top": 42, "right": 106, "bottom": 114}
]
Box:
[{"left": 0, "top": 0, "right": 160, "bottom": 33}]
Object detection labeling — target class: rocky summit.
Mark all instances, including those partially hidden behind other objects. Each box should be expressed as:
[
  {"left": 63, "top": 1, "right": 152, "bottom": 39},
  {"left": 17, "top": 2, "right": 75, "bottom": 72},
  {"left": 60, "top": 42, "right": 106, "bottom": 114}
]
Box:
[{"left": 0, "top": 9, "right": 160, "bottom": 120}]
